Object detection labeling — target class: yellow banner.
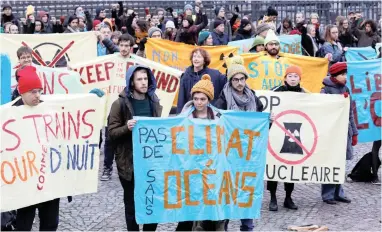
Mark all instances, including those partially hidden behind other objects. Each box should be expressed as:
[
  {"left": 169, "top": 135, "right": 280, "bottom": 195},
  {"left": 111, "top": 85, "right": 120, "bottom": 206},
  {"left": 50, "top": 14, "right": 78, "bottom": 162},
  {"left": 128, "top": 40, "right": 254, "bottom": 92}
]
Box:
[
  {"left": 236, "top": 52, "right": 329, "bottom": 92},
  {"left": 145, "top": 38, "right": 238, "bottom": 74}
]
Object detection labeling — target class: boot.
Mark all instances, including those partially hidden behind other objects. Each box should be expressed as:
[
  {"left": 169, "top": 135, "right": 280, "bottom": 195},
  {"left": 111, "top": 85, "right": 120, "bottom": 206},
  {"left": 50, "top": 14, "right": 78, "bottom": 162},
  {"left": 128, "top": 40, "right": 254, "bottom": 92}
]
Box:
[
  {"left": 269, "top": 198, "right": 278, "bottom": 211},
  {"left": 284, "top": 197, "right": 298, "bottom": 210}
]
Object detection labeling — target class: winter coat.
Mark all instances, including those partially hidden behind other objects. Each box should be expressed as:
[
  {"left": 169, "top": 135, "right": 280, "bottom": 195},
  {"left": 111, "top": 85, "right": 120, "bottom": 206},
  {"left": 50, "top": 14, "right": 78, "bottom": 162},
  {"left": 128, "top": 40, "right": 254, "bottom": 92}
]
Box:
[
  {"left": 108, "top": 65, "right": 162, "bottom": 181},
  {"left": 176, "top": 66, "right": 227, "bottom": 114},
  {"left": 352, "top": 19, "right": 381, "bottom": 47},
  {"left": 175, "top": 14, "right": 208, "bottom": 45},
  {"left": 272, "top": 84, "right": 307, "bottom": 93},
  {"left": 1, "top": 13, "right": 19, "bottom": 27},
  {"left": 214, "top": 87, "right": 264, "bottom": 112},
  {"left": 301, "top": 26, "right": 319, "bottom": 57},
  {"left": 233, "top": 28, "right": 252, "bottom": 41},
  {"left": 97, "top": 38, "right": 119, "bottom": 56},
  {"left": 317, "top": 41, "right": 344, "bottom": 67},
  {"left": 211, "top": 30, "right": 229, "bottom": 45},
  {"left": 339, "top": 30, "right": 355, "bottom": 47},
  {"left": 320, "top": 77, "right": 358, "bottom": 160}
]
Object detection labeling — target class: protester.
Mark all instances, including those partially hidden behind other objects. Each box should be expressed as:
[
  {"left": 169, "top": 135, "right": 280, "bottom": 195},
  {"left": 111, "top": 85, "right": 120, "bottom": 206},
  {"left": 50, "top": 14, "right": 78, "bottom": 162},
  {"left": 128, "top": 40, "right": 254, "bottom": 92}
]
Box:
[
  {"left": 352, "top": 19, "right": 381, "bottom": 47},
  {"left": 277, "top": 17, "right": 293, "bottom": 35},
  {"left": 9, "top": 24, "right": 19, "bottom": 34},
  {"left": 94, "top": 7, "right": 106, "bottom": 22},
  {"left": 233, "top": 19, "right": 253, "bottom": 41},
  {"left": 64, "top": 15, "right": 80, "bottom": 33},
  {"left": 256, "top": 23, "right": 274, "bottom": 38},
  {"left": 318, "top": 25, "right": 345, "bottom": 67},
  {"left": 1, "top": 3, "right": 19, "bottom": 27},
  {"left": 301, "top": 24, "right": 319, "bottom": 56},
  {"left": 111, "top": 31, "right": 122, "bottom": 45},
  {"left": 96, "top": 24, "right": 116, "bottom": 56},
  {"left": 338, "top": 18, "right": 356, "bottom": 47},
  {"left": 264, "top": 29, "right": 281, "bottom": 58},
  {"left": 212, "top": 19, "right": 229, "bottom": 45},
  {"left": 248, "top": 36, "right": 264, "bottom": 53},
  {"left": 176, "top": 48, "right": 227, "bottom": 114},
  {"left": 197, "top": 31, "right": 213, "bottom": 46},
  {"left": 321, "top": 62, "right": 357, "bottom": 204},
  {"left": 309, "top": 13, "right": 324, "bottom": 42},
  {"left": 37, "top": 11, "right": 52, "bottom": 33},
  {"left": 295, "top": 12, "right": 305, "bottom": 24},
  {"left": 289, "top": 21, "right": 304, "bottom": 35},
  {"left": 108, "top": 65, "right": 161, "bottom": 231},
  {"left": 93, "top": 20, "right": 102, "bottom": 31},
  {"left": 164, "top": 20, "right": 176, "bottom": 41},
  {"left": 148, "top": 26, "right": 162, "bottom": 38},
  {"left": 209, "top": 6, "right": 235, "bottom": 42},
  {"left": 100, "top": 33, "right": 135, "bottom": 181},
  {"left": 3, "top": 21, "right": 13, "bottom": 33},
  {"left": 175, "top": 13, "right": 208, "bottom": 45}
]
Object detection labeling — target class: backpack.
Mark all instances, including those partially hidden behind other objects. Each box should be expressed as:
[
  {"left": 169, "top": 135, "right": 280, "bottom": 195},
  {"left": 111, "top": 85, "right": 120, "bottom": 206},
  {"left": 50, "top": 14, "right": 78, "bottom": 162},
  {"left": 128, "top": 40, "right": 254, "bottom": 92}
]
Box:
[
  {"left": 107, "top": 97, "right": 128, "bottom": 153},
  {"left": 1, "top": 211, "right": 16, "bottom": 231},
  {"left": 348, "top": 152, "right": 381, "bottom": 182}
]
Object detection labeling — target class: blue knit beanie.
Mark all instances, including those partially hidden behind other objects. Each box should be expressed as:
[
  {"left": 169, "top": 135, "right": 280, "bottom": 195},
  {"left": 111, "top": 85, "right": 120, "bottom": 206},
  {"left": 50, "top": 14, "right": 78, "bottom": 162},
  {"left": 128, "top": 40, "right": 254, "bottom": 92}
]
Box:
[{"left": 198, "top": 31, "right": 211, "bottom": 45}]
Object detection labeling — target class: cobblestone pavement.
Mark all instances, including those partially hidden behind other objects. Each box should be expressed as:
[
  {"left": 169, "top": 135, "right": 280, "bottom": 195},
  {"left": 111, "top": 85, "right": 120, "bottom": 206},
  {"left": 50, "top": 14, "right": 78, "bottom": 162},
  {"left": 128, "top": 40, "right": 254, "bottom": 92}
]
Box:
[{"left": 33, "top": 143, "right": 381, "bottom": 231}]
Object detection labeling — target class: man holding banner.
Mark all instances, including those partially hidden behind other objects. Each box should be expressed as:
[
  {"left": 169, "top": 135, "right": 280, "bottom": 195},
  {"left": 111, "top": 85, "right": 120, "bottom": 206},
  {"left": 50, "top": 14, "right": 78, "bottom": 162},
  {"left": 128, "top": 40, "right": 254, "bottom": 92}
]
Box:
[
  {"left": 108, "top": 65, "right": 161, "bottom": 231},
  {"left": 320, "top": 62, "right": 357, "bottom": 204}
]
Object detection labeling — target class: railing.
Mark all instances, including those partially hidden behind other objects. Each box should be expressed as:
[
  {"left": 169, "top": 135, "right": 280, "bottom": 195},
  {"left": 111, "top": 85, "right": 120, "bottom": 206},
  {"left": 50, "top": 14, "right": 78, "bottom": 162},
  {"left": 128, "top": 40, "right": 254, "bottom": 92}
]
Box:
[{"left": 3, "top": 0, "right": 381, "bottom": 25}]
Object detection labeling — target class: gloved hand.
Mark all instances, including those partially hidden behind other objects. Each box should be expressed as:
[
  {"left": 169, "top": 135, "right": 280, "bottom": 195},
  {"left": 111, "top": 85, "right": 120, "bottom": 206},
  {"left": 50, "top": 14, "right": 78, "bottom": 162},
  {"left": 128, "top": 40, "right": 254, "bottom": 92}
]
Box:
[
  {"left": 235, "top": 6, "right": 240, "bottom": 13},
  {"left": 138, "top": 37, "right": 147, "bottom": 51},
  {"left": 166, "top": 7, "right": 174, "bottom": 14},
  {"left": 352, "top": 135, "right": 358, "bottom": 146},
  {"left": 89, "top": 88, "right": 105, "bottom": 98},
  {"left": 343, "top": 92, "right": 349, "bottom": 98}
]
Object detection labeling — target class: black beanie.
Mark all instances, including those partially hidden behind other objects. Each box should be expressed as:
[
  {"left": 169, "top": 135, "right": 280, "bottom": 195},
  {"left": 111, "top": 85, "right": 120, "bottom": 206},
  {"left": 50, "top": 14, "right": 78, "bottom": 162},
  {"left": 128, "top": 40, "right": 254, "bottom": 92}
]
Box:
[
  {"left": 240, "top": 19, "right": 250, "bottom": 29},
  {"left": 2, "top": 3, "right": 12, "bottom": 11},
  {"left": 214, "top": 19, "right": 224, "bottom": 29},
  {"left": 68, "top": 15, "right": 78, "bottom": 25},
  {"left": 267, "top": 7, "right": 278, "bottom": 16}
]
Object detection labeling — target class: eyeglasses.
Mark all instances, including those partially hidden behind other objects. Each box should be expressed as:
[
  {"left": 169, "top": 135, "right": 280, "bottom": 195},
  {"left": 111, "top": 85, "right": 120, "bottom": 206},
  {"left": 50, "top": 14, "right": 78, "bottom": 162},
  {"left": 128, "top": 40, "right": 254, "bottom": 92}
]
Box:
[{"left": 232, "top": 77, "right": 246, "bottom": 83}]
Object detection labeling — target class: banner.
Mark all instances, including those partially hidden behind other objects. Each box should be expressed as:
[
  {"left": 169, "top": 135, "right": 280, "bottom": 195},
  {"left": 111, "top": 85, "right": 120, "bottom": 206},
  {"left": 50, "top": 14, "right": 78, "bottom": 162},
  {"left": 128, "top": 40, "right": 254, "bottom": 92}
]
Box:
[
  {"left": 1, "top": 53, "right": 11, "bottom": 105},
  {"left": 347, "top": 59, "right": 381, "bottom": 143},
  {"left": 132, "top": 110, "right": 270, "bottom": 223},
  {"left": 0, "top": 32, "right": 97, "bottom": 69},
  {"left": 71, "top": 54, "right": 182, "bottom": 120},
  {"left": 345, "top": 47, "right": 377, "bottom": 61},
  {"left": 228, "top": 35, "right": 302, "bottom": 55},
  {"left": 1, "top": 94, "right": 103, "bottom": 211},
  {"left": 145, "top": 38, "right": 238, "bottom": 73},
  {"left": 237, "top": 52, "right": 329, "bottom": 92},
  {"left": 255, "top": 91, "right": 350, "bottom": 183}
]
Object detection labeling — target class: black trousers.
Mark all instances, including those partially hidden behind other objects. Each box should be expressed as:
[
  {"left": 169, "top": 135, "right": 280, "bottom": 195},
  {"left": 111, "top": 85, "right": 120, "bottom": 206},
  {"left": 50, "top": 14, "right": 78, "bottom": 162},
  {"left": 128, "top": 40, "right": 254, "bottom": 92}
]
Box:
[
  {"left": 267, "top": 181, "right": 294, "bottom": 194},
  {"left": 16, "top": 198, "right": 60, "bottom": 231},
  {"left": 176, "top": 221, "right": 194, "bottom": 231},
  {"left": 371, "top": 140, "right": 381, "bottom": 179},
  {"left": 119, "top": 176, "right": 157, "bottom": 231}
]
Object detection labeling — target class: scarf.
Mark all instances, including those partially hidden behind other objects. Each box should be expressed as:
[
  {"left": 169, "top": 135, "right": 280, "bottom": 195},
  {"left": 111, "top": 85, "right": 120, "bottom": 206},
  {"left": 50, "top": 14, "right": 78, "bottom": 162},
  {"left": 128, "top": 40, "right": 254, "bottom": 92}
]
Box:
[
  {"left": 284, "top": 82, "right": 303, "bottom": 92},
  {"left": 308, "top": 34, "right": 318, "bottom": 56},
  {"left": 67, "top": 26, "right": 79, "bottom": 33},
  {"left": 223, "top": 83, "right": 257, "bottom": 111}
]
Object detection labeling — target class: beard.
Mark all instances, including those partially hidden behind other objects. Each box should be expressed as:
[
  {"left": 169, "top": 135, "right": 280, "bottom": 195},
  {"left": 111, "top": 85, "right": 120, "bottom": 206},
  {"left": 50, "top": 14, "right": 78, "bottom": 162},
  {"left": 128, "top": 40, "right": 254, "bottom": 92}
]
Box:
[{"left": 267, "top": 47, "right": 280, "bottom": 56}]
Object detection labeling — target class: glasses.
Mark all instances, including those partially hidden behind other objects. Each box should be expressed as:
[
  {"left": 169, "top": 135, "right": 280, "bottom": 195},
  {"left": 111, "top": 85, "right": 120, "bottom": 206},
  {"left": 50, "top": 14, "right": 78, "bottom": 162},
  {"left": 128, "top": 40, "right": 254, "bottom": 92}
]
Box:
[{"left": 232, "top": 77, "right": 246, "bottom": 83}]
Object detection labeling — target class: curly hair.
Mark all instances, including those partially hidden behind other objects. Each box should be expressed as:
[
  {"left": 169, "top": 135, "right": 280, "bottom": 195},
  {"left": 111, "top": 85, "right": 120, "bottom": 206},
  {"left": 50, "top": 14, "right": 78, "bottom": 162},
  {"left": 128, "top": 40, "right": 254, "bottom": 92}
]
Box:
[
  {"left": 364, "top": 19, "right": 377, "bottom": 33},
  {"left": 190, "top": 48, "right": 211, "bottom": 68}
]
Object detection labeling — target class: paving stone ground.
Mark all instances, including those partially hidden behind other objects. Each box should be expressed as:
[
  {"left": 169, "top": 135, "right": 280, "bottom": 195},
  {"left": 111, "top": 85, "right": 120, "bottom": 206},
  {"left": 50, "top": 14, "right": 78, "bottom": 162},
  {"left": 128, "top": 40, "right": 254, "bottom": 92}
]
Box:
[{"left": 33, "top": 143, "right": 381, "bottom": 231}]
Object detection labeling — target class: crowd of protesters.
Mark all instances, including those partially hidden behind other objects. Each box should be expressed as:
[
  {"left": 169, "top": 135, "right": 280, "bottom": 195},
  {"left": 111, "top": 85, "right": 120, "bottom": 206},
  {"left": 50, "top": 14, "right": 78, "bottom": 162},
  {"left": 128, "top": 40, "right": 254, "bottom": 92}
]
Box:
[{"left": 1, "top": 0, "right": 381, "bottom": 231}]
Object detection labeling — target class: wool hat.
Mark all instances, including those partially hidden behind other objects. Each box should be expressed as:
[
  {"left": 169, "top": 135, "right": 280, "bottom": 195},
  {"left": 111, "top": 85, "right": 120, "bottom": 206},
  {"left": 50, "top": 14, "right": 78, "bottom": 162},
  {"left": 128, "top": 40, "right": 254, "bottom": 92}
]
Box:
[
  {"left": 93, "top": 19, "right": 101, "bottom": 28},
  {"left": 165, "top": 20, "right": 175, "bottom": 29},
  {"left": 3, "top": 3, "right": 12, "bottom": 10},
  {"left": 239, "top": 19, "right": 251, "bottom": 29},
  {"left": 197, "top": 31, "right": 211, "bottom": 45},
  {"left": 214, "top": 6, "right": 224, "bottom": 16},
  {"left": 183, "top": 16, "right": 194, "bottom": 27},
  {"left": 267, "top": 7, "right": 278, "bottom": 17},
  {"left": 26, "top": 5, "right": 35, "bottom": 18},
  {"left": 148, "top": 26, "right": 162, "bottom": 38},
  {"left": 67, "top": 15, "right": 78, "bottom": 25},
  {"left": 250, "top": 36, "right": 265, "bottom": 51},
  {"left": 18, "top": 66, "right": 42, "bottom": 94},
  {"left": 184, "top": 4, "right": 193, "bottom": 12},
  {"left": 285, "top": 65, "right": 302, "bottom": 79},
  {"left": 226, "top": 56, "right": 249, "bottom": 80},
  {"left": 329, "top": 62, "right": 347, "bottom": 77},
  {"left": 264, "top": 29, "right": 280, "bottom": 45},
  {"left": 214, "top": 19, "right": 224, "bottom": 29},
  {"left": 191, "top": 74, "right": 214, "bottom": 100},
  {"left": 256, "top": 23, "right": 273, "bottom": 35}
]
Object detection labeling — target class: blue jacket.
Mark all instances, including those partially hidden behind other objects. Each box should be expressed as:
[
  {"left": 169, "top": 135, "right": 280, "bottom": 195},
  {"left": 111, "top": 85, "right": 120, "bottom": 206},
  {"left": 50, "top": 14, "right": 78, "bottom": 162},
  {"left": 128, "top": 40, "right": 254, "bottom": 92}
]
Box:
[
  {"left": 176, "top": 66, "right": 227, "bottom": 114},
  {"left": 211, "top": 31, "right": 229, "bottom": 45},
  {"left": 317, "top": 42, "right": 344, "bottom": 67},
  {"left": 97, "top": 38, "right": 119, "bottom": 57}
]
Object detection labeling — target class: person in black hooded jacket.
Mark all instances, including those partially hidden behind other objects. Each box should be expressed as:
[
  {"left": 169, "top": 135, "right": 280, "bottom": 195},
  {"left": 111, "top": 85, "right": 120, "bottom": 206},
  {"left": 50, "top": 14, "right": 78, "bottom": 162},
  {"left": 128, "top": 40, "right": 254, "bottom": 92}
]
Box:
[
  {"left": 233, "top": 19, "right": 253, "bottom": 41},
  {"left": 267, "top": 65, "right": 306, "bottom": 212},
  {"left": 1, "top": 3, "right": 19, "bottom": 27},
  {"left": 94, "top": 7, "right": 106, "bottom": 22}
]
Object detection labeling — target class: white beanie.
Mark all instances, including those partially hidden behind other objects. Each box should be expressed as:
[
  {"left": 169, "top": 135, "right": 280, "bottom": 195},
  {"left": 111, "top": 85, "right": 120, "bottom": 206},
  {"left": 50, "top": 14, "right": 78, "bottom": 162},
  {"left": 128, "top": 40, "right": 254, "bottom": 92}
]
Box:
[
  {"left": 264, "top": 29, "right": 280, "bottom": 45},
  {"left": 165, "top": 20, "right": 175, "bottom": 29}
]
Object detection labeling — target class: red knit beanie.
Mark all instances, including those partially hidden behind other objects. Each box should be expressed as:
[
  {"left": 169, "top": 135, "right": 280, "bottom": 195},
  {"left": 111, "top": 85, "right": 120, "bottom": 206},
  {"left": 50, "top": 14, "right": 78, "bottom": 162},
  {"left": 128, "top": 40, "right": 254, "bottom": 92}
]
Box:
[
  {"left": 285, "top": 65, "right": 302, "bottom": 79},
  {"left": 329, "top": 62, "right": 347, "bottom": 77},
  {"left": 93, "top": 20, "right": 101, "bottom": 29},
  {"left": 18, "top": 66, "right": 42, "bottom": 94}
]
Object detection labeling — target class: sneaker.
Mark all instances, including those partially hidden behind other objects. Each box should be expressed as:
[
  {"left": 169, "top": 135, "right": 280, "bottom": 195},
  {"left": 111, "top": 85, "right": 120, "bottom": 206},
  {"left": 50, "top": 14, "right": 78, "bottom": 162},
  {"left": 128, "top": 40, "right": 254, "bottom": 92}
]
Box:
[
  {"left": 371, "top": 179, "right": 381, "bottom": 185},
  {"left": 100, "top": 168, "right": 112, "bottom": 181}
]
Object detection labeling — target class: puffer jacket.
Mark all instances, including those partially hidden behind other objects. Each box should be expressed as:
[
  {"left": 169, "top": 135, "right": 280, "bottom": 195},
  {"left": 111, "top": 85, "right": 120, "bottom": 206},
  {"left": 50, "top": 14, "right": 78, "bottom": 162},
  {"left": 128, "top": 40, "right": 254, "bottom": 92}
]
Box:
[
  {"left": 108, "top": 65, "right": 162, "bottom": 181},
  {"left": 321, "top": 77, "right": 358, "bottom": 160}
]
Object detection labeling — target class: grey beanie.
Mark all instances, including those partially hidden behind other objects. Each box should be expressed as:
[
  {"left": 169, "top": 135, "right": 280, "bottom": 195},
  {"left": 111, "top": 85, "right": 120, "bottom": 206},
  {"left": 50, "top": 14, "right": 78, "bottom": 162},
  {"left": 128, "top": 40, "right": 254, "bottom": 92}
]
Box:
[
  {"left": 148, "top": 27, "right": 163, "bottom": 38},
  {"left": 256, "top": 23, "right": 274, "bottom": 35}
]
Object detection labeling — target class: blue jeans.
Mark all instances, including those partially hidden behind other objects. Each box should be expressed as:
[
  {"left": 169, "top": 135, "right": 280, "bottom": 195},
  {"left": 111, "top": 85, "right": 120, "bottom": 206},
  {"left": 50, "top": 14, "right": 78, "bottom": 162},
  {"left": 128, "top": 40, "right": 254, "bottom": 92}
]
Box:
[
  {"left": 103, "top": 127, "right": 114, "bottom": 170},
  {"left": 225, "top": 219, "right": 254, "bottom": 231},
  {"left": 321, "top": 184, "right": 345, "bottom": 201}
]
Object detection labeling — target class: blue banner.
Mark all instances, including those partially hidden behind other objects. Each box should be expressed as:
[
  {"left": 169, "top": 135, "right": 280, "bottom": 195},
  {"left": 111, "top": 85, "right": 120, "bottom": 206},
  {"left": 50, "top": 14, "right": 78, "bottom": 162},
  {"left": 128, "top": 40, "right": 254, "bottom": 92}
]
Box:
[
  {"left": 347, "top": 58, "right": 381, "bottom": 143},
  {"left": 0, "top": 53, "right": 11, "bottom": 105},
  {"left": 345, "top": 47, "right": 377, "bottom": 61},
  {"left": 132, "top": 110, "right": 270, "bottom": 224},
  {"left": 228, "top": 35, "right": 302, "bottom": 55}
]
